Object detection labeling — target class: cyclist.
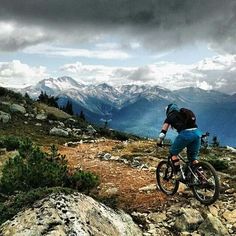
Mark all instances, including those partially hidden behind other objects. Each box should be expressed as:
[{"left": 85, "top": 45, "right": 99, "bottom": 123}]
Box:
[{"left": 157, "top": 103, "right": 202, "bottom": 179}]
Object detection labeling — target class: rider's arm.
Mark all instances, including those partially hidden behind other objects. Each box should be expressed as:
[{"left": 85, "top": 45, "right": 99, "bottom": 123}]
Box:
[{"left": 159, "top": 123, "right": 170, "bottom": 140}]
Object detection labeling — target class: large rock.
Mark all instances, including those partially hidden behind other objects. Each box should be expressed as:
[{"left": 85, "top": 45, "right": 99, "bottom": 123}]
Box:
[
  {"left": 174, "top": 208, "right": 204, "bottom": 232},
  {"left": 198, "top": 213, "right": 230, "bottom": 236},
  {"left": 49, "top": 127, "right": 69, "bottom": 137},
  {"left": 10, "top": 104, "right": 26, "bottom": 114},
  {"left": 0, "top": 193, "right": 142, "bottom": 236},
  {"left": 0, "top": 111, "right": 11, "bottom": 123}
]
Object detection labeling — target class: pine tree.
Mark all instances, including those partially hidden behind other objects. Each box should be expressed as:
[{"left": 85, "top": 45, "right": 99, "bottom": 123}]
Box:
[
  {"left": 212, "top": 136, "right": 220, "bottom": 147},
  {"left": 63, "top": 101, "right": 73, "bottom": 115},
  {"left": 37, "top": 91, "right": 58, "bottom": 108},
  {"left": 79, "top": 110, "right": 86, "bottom": 121}
]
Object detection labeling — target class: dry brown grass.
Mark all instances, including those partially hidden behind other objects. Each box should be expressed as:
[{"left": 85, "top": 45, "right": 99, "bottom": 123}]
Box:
[{"left": 35, "top": 102, "right": 71, "bottom": 120}]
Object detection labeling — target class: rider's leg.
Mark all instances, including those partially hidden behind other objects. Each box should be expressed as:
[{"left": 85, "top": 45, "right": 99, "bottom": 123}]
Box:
[
  {"left": 186, "top": 132, "right": 201, "bottom": 165},
  {"left": 171, "top": 155, "right": 180, "bottom": 172},
  {"left": 170, "top": 133, "right": 188, "bottom": 173}
]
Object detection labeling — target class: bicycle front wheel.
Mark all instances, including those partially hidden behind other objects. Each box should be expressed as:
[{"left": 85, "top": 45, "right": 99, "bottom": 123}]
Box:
[
  {"left": 156, "top": 160, "right": 179, "bottom": 195},
  {"left": 191, "top": 161, "right": 220, "bottom": 205}
]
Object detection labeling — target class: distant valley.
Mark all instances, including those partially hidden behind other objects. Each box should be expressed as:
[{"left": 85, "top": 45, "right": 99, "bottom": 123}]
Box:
[{"left": 19, "top": 77, "right": 236, "bottom": 146}]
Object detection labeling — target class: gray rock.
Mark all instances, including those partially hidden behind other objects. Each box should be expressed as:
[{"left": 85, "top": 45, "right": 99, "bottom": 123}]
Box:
[
  {"left": 36, "top": 113, "right": 47, "bottom": 120},
  {"left": 131, "top": 160, "right": 141, "bottom": 168},
  {"left": 87, "top": 125, "right": 96, "bottom": 135},
  {"left": 65, "top": 141, "right": 80, "bottom": 147},
  {"left": 105, "top": 187, "right": 119, "bottom": 196},
  {"left": 0, "top": 111, "right": 11, "bottom": 123},
  {"left": 0, "top": 193, "right": 142, "bottom": 236},
  {"left": 56, "top": 121, "right": 65, "bottom": 127},
  {"left": 148, "top": 212, "right": 167, "bottom": 223},
  {"left": 139, "top": 184, "right": 157, "bottom": 192},
  {"left": 198, "top": 213, "right": 230, "bottom": 236},
  {"left": 10, "top": 104, "right": 26, "bottom": 114},
  {"left": 174, "top": 208, "right": 204, "bottom": 232},
  {"left": 0, "top": 148, "right": 7, "bottom": 155},
  {"left": 103, "top": 153, "right": 112, "bottom": 160},
  {"left": 49, "top": 127, "right": 69, "bottom": 137}
]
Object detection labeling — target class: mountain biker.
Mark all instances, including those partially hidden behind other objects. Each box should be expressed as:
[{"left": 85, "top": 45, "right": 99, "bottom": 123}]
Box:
[{"left": 157, "top": 103, "right": 202, "bottom": 179}]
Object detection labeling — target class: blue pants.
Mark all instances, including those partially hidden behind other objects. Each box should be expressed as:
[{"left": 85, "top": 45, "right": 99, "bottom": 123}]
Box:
[{"left": 170, "top": 129, "right": 202, "bottom": 161}]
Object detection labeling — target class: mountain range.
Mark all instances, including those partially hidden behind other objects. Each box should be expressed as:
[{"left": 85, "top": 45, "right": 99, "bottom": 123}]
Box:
[{"left": 19, "top": 76, "right": 236, "bottom": 146}]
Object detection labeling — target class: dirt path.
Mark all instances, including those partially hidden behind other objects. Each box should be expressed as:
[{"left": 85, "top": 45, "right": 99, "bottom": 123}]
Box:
[{"left": 59, "top": 140, "right": 169, "bottom": 212}]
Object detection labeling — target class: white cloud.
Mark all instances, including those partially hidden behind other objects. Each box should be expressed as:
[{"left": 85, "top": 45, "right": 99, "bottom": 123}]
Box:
[
  {"left": 1, "top": 54, "right": 235, "bottom": 94},
  {"left": 0, "top": 60, "right": 48, "bottom": 87},
  {"left": 196, "top": 81, "right": 213, "bottom": 90},
  {"left": 60, "top": 54, "right": 236, "bottom": 93},
  {"left": 60, "top": 62, "right": 135, "bottom": 85},
  {"left": 24, "top": 45, "right": 131, "bottom": 60}
]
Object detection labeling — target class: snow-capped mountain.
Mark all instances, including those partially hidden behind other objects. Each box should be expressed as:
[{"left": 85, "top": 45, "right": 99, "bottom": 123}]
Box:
[{"left": 18, "top": 76, "right": 236, "bottom": 146}]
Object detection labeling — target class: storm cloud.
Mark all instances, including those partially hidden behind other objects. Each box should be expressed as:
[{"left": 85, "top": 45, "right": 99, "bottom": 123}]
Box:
[{"left": 0, "top": 0, "right": 235, "bottom": 53}]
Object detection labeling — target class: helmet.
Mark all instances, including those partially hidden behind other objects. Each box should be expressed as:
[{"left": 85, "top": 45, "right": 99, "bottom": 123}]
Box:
[{"left": 165, "top": 103, "right": 179, "bottom": 116}]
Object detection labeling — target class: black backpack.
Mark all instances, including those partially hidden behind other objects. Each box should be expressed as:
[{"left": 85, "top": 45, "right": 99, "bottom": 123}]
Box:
[{"left": 179, "top": 108, "right": 197, "bottom": 128}]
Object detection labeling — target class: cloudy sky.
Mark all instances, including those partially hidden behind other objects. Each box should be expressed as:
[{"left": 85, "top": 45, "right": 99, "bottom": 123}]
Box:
[{"left": 0, "top": 0, "right": 236, "bottom": 94}]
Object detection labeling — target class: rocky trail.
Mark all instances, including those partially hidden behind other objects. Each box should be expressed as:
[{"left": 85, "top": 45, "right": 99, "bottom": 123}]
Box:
[
  {"left": 59, "top": 139, "right": 236, "bottom": 236},
  {"left": 60, "top": 140, "right": 166, "bottom": 212}
]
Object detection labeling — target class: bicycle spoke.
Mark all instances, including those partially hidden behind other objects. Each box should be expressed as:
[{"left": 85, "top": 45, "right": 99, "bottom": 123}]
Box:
[
  {"left": 156, "top": 161, "right": 179, "bottom": 195},
  {"left": 191, "top": 162, "right": 220, "bottom": 205}
]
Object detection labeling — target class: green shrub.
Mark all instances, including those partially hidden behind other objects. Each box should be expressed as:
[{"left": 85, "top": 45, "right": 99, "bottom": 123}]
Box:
[
  {"left": 0, "top": 87, "right": 25, "bottom": 103},
  {"left": 0, "top": 136, "right": 21, "bottom": 151},
  {"left": 47, "top": 113, "right": 59, "bottom": 121},
  {"left": 0, "top": 144, "right": 68, "bottom": 194},
  {"left": 0, "top": 140, "right": 99, "bottom": 195},
  {"left": 67, "top": 170, "right": 99, "bottom": 192},
  {"left": 205, "top": 156, "right": 229, "bottom": 171},
  {"left": 97, "top": 127, "right": 139, "bottom": 141}
]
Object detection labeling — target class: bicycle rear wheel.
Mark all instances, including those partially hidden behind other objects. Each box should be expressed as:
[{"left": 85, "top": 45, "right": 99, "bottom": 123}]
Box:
[
  {"left": 191, "top": 161, "right": 220, "bottom": 205},
  {"left": 156, "top": 160, "right": 179, "bottom": 195}
]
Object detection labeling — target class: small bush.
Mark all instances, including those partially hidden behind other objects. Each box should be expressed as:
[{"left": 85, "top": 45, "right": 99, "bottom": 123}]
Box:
[
  {"left": 0, "top": 136, "right": 21, "bottom": 151},
  {"left": 0, "top": 140, "right": 99, "bottom": 195},
  {"left": 0, "top": 144, "right": 68, "bottom": 194},
  {"left": 67, "top": 170, "right": 99, "bottom": 193},
  {"left": 47, "top": 113, "right": 59, "bottom": 121},
  {"left": 0, "top": 87, "right": 23, "bottom": 101},
  {"left": 97, "top": 127, "right": 140, "bottom": 141},
  {"left": 205, "top": 156, "right": 229, "bottom": 171}
]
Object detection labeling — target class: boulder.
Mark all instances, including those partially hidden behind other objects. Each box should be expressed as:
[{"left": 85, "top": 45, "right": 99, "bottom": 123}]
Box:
[
  {"left": 174, "top": 208, "right": 204, "bottom": 232},
  {"left": 10, "top": 104, "right": 26, "bottom": 114},
  {"left": 0, "top": 193, "right": 142, "bottom": 236},
  {"left": 198, "top": 213, "right": 230, "bottom": 236},
  {"left": 0, "top": 111, "right": 11, "bottom": 123},
  {"left": 49, "top": 127, "right": 69, "bottom": 137}
]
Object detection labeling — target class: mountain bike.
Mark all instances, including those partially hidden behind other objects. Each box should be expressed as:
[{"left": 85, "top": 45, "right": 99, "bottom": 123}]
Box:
[{"left": 156, "top": 143, "right": 220, "bottom": 205}]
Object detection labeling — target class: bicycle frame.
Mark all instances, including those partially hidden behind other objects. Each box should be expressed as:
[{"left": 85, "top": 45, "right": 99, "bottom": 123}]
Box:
[{"left": 176, "top": 154, "right": 199, "bottom": 183}]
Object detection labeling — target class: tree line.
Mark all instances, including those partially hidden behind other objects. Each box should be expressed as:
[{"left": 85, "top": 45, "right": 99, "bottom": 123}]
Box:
[{"left": 37, "top": 91, "right": 85, "bottom": 121}]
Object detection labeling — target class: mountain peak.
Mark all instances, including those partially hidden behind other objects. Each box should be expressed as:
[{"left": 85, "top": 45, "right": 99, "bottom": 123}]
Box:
[{"left": 36, "top": 77, "right": 83, "bottom": 92}]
